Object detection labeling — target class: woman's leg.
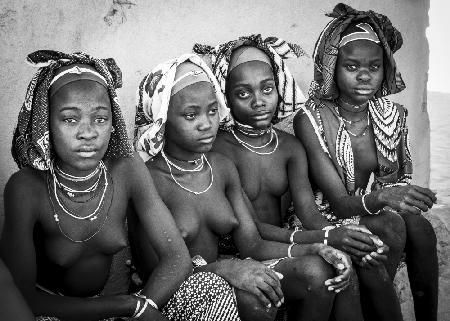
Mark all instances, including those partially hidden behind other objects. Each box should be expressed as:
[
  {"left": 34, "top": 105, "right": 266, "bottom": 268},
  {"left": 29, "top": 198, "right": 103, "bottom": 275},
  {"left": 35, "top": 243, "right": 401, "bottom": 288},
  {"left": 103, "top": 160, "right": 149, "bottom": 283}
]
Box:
[
  {"left": 401, "top": 213, "right": 438, "bottom": 321},
  {"left": 360, "top": 211, "right": 406, "bottom": 279},
  {"left": 330, "top": 270, "right": 364, "bottom": 321},
  {"left": 273, "top": 255, "right": 336, "bottom": 321},
  {"left": 358, "top": 212, "right": 406, "bottom": 321}
]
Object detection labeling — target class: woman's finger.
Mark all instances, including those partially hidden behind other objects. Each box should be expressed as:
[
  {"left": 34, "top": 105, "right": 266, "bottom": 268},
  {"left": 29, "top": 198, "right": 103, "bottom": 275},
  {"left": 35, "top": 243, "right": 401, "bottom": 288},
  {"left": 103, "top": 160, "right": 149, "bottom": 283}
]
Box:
[
  {"left": 262, "top": 270, "right": 284, "bottom": 304},
  {"left": 413, "top": 185, "right": 437, "bottom": 203},
  {"left": 257, "top": 277, "right": 281, "bottom": 307},
  {"left": 342, "top": 245, "right": 371, "bottom": 258}
]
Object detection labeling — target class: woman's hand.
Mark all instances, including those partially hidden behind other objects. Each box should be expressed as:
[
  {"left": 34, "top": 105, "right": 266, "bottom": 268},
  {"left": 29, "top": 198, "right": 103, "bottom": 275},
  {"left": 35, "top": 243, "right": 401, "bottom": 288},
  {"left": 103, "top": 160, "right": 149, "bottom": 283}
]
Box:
[
  {"left": 316, "top": 244, "right": 352, "bottom": 293},
  {"left": 217, "top": 258, "right": 284, "bottom": 309},
  {"left": 328, "top": 225, "right": 376, "bottom": 258},
  {"left": 340, "top": 225, "right": 389, "bottom": 267},
  {"left": 377, "top": 185, "right": 437, "bottom": 215}
]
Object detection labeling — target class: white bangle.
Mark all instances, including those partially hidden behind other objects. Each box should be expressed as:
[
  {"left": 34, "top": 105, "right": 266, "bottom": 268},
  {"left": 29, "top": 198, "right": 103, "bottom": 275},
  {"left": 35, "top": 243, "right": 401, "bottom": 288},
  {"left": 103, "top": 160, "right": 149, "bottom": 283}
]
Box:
[
  {"left": 362, "top": 194, "right": 380, "bottom": 215},
  {"left": 322, "top": 226, "right": 335, "bottom": 245},
  {"left": 288, "top": 243, "right": 296, "bottom": 258},
  {"left": 132, "top": 292, "right": 159, "bottom": 318},
  {"left": 289, "top": 226, "right": 299, "bottom": 244}
]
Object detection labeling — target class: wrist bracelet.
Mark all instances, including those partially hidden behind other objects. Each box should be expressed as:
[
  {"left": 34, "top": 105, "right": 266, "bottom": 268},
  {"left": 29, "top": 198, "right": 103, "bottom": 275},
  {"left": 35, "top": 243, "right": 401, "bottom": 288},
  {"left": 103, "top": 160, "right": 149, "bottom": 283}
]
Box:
[
  {"left": 322, "top": 226, "right": 335, "bottom": 246},
  {"left": 288, "top": 243, "right": 296, "bottom": 258},
  {"left": 132, "top": 292, "right": 159, "bottom": 318},
  {"left": 289, "top": 226, "right": 300, "bottom": 244},
  {"left": 362, "top": 194, "right": 381, "bottom": 215}
]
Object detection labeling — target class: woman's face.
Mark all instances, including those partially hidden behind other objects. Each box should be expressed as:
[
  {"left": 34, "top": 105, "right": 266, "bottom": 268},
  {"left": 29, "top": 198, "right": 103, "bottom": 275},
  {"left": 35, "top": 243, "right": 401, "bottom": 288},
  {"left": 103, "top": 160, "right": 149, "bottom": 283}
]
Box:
[
  {"left": 165, "top": 81, "right": 219, "bottom": 156},
  {"left": 335, "top": 40, "right": 384, "bottom": 106},
  {"left": 226, "top": 61, "right": 278, "bottom": 129},
  {"left": 49, "top": 80, "right": 112, "bottom": 175}
]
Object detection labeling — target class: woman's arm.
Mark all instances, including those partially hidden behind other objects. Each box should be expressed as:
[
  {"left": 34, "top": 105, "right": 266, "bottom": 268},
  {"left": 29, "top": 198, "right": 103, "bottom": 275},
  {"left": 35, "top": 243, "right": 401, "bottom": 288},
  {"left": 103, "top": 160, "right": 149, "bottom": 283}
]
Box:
[
  {"left": 0, "top": 171, "right": 137, "bottom": 321},
  {"left": 293, "top": 108, "right": 436, "bottom": 218},
  {"left": 0, "top": 258, "right": 34, "bottom": 321},
  {"left": 128, "top": 154, "right": 192, "bottom": 310}
]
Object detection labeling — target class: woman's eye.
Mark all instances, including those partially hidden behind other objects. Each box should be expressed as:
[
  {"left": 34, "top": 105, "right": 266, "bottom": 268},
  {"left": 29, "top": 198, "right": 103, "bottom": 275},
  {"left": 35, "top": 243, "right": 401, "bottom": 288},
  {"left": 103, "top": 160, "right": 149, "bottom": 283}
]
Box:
[
  {"left": 209, "top": 107, "right": 218, "bottom": 115},
  {"left": 237, "top": 91, "right": 250, "bottom": 99},
  {"left": 95, "top": 117, "right": 108, "bottom": 123},
  {"left": 63, "top": 117, "right": 77, "bottom": 123},
  {"left": 345, "top": 65, "right": 357, "bottom": 71},
  {"left": 263, "top": 86, "right": 274, "bottom": 94},
  {"left": 184, "top": 113, "right": 196, "bottom": 120},
  {"left": 371, "top": 65, "right": 380, "bottom": 71}
]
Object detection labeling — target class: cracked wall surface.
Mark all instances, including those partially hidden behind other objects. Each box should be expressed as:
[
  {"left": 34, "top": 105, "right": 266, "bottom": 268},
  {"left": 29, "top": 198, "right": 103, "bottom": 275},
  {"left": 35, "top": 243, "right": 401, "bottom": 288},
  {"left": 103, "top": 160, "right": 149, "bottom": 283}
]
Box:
[{"left": 0, "top": 0, "right": 438, "bottom": 319}]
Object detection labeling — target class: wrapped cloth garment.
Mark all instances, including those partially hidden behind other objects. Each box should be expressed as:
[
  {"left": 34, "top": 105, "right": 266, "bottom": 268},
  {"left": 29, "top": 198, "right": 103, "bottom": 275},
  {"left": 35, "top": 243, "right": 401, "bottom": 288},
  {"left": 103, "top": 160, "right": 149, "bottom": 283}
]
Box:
[
  {"left": 36, "top": 272, "right": 240, "bottom": 321},
  {"left": 193, "top": 34, "right": 307, "bottom": 129},
  {"left": 298, "top": 3, "right": 411, "bottom": 225},
  {"left": 134, "top": 53, "right": 228, "bottom": 161},
  {"left": 302, "top": 97, "right": 412, "bottom": 225},
  {"left": 12, "top": 50, "right": 133, "bottom": 171}
]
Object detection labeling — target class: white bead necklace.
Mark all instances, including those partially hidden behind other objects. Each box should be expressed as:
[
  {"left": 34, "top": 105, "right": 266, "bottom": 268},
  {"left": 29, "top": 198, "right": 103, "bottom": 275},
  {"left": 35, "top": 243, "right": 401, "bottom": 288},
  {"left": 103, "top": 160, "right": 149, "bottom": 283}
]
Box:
[
  {"left": 231, "top": 127, "right": 279, "bottom": 155},
  {"left": 161, "top": 150, "right": 205, "bottom": 172},
  {"left": 50, "top": 161, "right": 108, "bottom": 221},
  {"left": 161, "top": 150, "right": 213, "bottom": 195},
  {"left": 55, "top": 163, "right": 100, "bottom": 182}
]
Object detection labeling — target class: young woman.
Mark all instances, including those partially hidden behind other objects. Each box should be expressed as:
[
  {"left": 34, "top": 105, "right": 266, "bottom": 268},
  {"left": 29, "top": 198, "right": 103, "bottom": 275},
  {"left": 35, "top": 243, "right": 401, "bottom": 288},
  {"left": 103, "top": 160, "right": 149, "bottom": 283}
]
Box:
[
  {"left": 130, "top": 53, "right": 354, "bottom": 321},
  {"left": 0, "top": 50, "right": 230, "bottom": 321},
  {"left": 294, "top": 4, "right": 438, "bottom": 321},
  {"left": 193, "top": 34, "right": 398, "bottom": 321}
]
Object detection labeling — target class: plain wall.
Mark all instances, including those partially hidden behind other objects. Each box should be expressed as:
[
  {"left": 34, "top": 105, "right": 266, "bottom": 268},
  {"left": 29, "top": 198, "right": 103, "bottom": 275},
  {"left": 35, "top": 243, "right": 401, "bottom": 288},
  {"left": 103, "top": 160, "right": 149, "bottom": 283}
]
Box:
[{"left": 0, "top": 0, "right": 430, "bottom": 220}]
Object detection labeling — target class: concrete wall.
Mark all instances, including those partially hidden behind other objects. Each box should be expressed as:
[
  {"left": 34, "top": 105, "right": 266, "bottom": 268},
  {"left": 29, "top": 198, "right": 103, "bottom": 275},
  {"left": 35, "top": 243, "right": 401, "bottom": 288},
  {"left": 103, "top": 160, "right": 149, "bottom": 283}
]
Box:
[{"left": 0, "top": 1, "right": 429, "bottom": 216}]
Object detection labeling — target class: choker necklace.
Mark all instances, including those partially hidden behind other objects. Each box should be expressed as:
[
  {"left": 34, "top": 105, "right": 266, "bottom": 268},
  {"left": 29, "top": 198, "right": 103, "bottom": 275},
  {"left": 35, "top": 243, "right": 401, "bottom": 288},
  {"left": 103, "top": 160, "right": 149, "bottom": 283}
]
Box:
[
  {"left": 337, "top": 98, "right": 368, "bottom": 112},
  {"left": 234, "top": 120, "right": 271, "bottom": 137},
  {"left": 161, "top": 150, "right": 205, "bottom": 172},
  {"left": 231, "top": 126, "right": 278, "bottom": 155},
  {"left": 55, "top": 163, "right": 100, "bottom": 182},
  {"left": 335, "top": 106, "right": 368, "bottom": 125},
  {"left": 161, "top": 150, "right": 213, "bottom": 195}
]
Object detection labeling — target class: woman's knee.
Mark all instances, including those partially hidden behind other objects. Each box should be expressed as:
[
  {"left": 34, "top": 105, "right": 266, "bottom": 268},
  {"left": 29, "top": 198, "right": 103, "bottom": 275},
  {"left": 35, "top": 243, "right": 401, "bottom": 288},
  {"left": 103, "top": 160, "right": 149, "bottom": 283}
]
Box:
[
  {"left": 402, "top": 214, "right": 437, "bottom": 250},
  {"left": 364, "top": 212, "right": 406, "bottom": 249},
  {"left": 235, "top": 288, "right": 277, "bottom": 321},
  {"left": 291, "top": 255, "right": 334, "bottom": 292}
]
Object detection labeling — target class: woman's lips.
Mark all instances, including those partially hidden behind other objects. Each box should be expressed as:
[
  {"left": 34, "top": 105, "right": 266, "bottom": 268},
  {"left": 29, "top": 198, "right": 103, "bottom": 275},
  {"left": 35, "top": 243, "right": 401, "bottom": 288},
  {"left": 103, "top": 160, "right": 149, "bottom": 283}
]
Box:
[{"left": 198, "top": 136, "right": 215, "bottom": 144}]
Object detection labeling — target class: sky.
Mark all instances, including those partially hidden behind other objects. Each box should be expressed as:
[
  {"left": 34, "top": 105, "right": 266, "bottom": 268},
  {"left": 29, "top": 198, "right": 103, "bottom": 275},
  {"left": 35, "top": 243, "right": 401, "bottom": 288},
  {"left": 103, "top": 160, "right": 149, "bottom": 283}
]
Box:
[{"left": 427, "top": 0, "right": 450, "bottom": 93}]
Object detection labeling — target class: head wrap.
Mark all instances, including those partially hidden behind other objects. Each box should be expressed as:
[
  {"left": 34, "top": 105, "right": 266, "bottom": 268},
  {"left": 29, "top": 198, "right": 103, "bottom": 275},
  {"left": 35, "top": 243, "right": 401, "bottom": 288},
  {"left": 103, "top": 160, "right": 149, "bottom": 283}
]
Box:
[
  {"left": 171, "top": 62, "right": 211, "bottom": 97},
  {"left": 228, "top": 46, "right": 272, "bottom": 73},
  {"left": 338, "top": 22, "right": 380, "bottom": 48},
  {"left": 193, "top": 34, "right": 307, "bottom": 129},
  {"left": 12, "top": 50, "right": 133, "bottom": 170},
  {"left": 49, "top": 64, "right": 108, "bottom": 97},
  {"left": 309, "top": 3, "right": 405, "bottom": 101},
  {"left": 134, "top": 54, "right": 228, "bottom": 162}
]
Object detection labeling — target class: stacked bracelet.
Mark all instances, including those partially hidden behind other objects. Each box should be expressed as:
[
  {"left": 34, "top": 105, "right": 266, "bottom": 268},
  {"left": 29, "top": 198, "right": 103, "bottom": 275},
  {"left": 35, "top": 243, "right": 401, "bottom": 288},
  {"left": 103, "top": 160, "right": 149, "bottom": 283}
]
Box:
[
  {"left": 362, "top": 194, "right": 381, "bottom": 215},
  {"left": 289, "top": 226, "right": 300, "bottom": 244},
  {"left": 132, "top": 293, "right": 159, "bottom": 318},
  {"left": 322, "top": 226, "right": 336, "bottom": 246}
]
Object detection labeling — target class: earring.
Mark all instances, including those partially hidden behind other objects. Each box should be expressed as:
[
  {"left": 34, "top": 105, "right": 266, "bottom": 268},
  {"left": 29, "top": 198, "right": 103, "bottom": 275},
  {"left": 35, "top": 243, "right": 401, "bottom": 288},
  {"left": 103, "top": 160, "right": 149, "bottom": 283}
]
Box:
[{"left": 111, "top": 126, "right": 115, "bottom": 133}]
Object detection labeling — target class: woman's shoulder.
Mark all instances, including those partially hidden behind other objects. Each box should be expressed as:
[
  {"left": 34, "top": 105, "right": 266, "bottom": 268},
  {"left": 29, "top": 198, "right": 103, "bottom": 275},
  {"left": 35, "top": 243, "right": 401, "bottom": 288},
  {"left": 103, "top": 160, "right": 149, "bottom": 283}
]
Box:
[{"left": 6, "top": 167, "right": 46, "bottom": 194}]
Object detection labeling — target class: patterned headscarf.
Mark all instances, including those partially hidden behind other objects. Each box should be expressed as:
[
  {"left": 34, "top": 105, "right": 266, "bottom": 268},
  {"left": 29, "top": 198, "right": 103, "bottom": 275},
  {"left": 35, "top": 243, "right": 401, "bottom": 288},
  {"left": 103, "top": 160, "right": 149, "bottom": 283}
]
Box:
[
  {"left": 12, "top": 50, "right": 133, "bottom": 170},
  {"left": 193, "top": 34, "right": 307, "bottom": 129},
  {"left": 309, "top": 3, "right": 405, "bottom": 101},
  {"left": 134, "top": 54, "right": 228, "bottom": 162}
]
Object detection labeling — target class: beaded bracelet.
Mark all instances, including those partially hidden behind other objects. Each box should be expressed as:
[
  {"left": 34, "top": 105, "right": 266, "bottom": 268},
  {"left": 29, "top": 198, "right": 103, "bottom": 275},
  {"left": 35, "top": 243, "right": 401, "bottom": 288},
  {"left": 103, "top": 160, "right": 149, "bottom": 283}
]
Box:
[
  {"left": 362, "top": 194, "right": 381, "bottom": 215},
  {"left": 289, "top": 226, "right": 300, "bottom": 244}
]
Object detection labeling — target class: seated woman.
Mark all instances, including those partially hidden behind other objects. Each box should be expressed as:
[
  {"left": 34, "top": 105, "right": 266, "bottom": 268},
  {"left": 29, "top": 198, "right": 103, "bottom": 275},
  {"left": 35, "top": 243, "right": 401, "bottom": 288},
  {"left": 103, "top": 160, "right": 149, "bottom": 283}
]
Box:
[
  {"left": 293, "top": 4, "right": 438, "bottom": 321},
  {"left": 130, "top": 53, "right": 354, "bottom": 321},
  {"left": 193, "top": 34, "right": 401, "bottom": 321},
  {"left": 0, "top": 258, "right": 34, "bottom": 321},
  {"left": 1, "top": 50, "right": 236, "bottom": 321}
]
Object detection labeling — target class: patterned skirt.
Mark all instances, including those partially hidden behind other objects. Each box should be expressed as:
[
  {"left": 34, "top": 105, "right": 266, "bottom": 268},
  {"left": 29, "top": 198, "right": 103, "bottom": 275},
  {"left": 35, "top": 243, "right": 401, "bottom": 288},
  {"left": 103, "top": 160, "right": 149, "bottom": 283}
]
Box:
[{"left": 36, "top": 272, "right": 240, "bottom": 321}]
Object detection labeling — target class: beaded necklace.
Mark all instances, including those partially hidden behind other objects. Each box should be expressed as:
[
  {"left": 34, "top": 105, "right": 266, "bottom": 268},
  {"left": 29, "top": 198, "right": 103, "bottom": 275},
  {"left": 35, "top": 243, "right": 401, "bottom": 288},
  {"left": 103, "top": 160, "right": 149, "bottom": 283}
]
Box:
[
  {"left": 231, "top": 125, "right": 279, "bottom": 155},
  {"left": 161, "top": 150, "right": 213, "bottom": 195}
]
